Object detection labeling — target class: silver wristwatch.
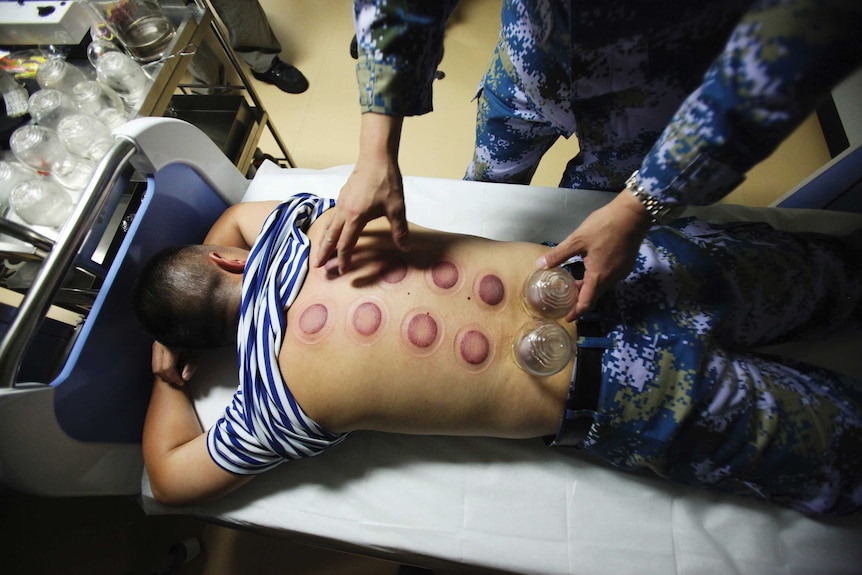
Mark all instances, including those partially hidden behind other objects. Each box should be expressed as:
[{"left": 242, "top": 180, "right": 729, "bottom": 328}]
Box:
[{"left": 626, "top": 170, "right": 686, "bottom": 225}]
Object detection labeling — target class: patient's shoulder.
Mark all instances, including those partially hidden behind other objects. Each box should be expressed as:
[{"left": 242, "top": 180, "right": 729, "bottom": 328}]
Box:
[{"left": 205, "top": 201, "right": 282, "bottom": 248}]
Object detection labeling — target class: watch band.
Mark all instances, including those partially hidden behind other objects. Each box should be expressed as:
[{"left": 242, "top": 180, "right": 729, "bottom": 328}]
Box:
[{"left": 625, "top": 170, "right": 684, "bottom": 225}]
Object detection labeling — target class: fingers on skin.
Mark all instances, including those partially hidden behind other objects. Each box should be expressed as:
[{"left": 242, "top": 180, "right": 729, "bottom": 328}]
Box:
[
  {"left": 386, "top": 202, "right": 410, "bottom": 252},
  {"left": 317, "top": 210, "right": 409, "bottom": 275},
  {"left": 323, "top": 257, "right": 340, "bottom": 275},
  {"left": 314, "top": 218, "right": 342, "bottom": 268},
  {"left": 390, "top": 217, "right": 410, "bottom": 252},
  {"left": 335, "top": 219, "right": 364, "bottom": 275},
  {"left": 316, "top": 236, "right": 337, "bottom": 269}
]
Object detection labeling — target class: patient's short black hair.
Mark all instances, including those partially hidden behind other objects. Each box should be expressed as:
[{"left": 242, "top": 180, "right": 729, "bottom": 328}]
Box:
[{"left": 132, "top": 245, "right": 234, "bottom": 349}]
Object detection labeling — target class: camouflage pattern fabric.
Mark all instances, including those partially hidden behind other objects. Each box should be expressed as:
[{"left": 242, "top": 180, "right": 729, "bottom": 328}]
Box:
[
  {"left": 564, "top": 219, "right": 862, "bottom": 515},
  {"left": 467, "top": 0, "right": 751, "bottom": 190},
  {"left": 355, "top": 0, "right": 862, "bottom": 199},
  {"left": 354, "top": 0, "right": 459, "bottom": 116},
  {"left": 639, "top": 0, "right": 862, "bottom": 208}
]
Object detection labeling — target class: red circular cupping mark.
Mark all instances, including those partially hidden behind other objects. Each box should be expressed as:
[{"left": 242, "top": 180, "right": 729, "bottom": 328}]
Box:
[
  {"left": 353, "top": 301, "right": 382, "bottom": 336},
  {"left": 459, "top": 329, "right": 489, "bottom": 365},
  {"left": 298, "top": 303, "right": 328, "bottom": 334},
  {"left": 478, "top": 274, "right": 504, "bottom": 306},
  {"left": 407, "top": 313, "right": 438, "bottom": 348},
  {"left": 381, "top": 259, "right": 409, "bottom": 284},
  {"left": 431, "top": 261, "right": 459, "bottom": 290}
]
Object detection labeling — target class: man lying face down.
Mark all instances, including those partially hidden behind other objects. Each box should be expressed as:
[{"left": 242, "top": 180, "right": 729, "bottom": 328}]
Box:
[{"left": 133, "top": 193, "right": 862, "bottom": 515}]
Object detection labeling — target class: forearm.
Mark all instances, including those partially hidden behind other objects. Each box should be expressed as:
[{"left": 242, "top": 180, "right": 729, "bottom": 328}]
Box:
[
  {"left": 358, "top": 112, "right": 403, "bottom": 165},
  {"left": 143, "top": 377, "right": 248, "bottom": 505},
  {"left": 640, "top": 0, "right": 862, "bottom": 206},
  {"left": 142, "top": 377, "right": 204, "bottom": 476}
]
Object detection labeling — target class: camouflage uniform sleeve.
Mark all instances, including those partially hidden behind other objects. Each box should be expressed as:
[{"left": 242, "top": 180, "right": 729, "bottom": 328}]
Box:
[
  {"left": 639, "top": 0, "right": 862, "bottom": 207},
  {"left": 354, "top": 0, "right": 460, "bottom": 116}
]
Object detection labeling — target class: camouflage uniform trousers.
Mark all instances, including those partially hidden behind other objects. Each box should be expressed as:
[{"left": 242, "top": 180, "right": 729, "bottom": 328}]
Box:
[
  {"left": 567, "top": 219, "right": 862, "bottom": 515},
  {"left": 464, "top": 1, "right": 748, "bottom": 191},
  {"left": 465, "top": 37, "right": 689, "bottom": 191}
]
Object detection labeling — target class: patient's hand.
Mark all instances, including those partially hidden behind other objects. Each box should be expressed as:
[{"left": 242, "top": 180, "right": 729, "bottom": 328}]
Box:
[{"left": 151, "top": 341, "right": 199, "bottom": 386}]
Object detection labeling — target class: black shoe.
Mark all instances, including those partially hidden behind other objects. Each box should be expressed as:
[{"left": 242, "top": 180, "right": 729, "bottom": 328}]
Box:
[
  {"left": 350, "top": 35, "right": 358, "bottom": 59},
  {"left": 251, "top": 58, "right": 309, "bottom": 94}
]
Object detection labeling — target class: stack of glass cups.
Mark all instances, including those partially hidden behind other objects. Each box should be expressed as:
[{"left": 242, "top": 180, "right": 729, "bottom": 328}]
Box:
[
  {"left": 511, "top": 267, "right": 580, "bottom": 376},
  {"left": 8, "top": 124, "right": 93, "bottom": 224},
  {"left": 70, "top": 80, "right": 128, "bottom": 129},
  {"left": 27, "top": 89, "right": 79, "bottom": 131},
  {"left": 93, "top": 50, "right": 151, "bottom": 109},
  {"left": 56, "top": 114, "right": 114, "bottom": 162},
  {"left": 35, "top": 58, "right": 88, "bottom": 95},
  {"left": 0, "top": 161, "right": 37, "bottom": 216},
  {"left": 8, "top": 178, "right": 75, "bottom": 229}
]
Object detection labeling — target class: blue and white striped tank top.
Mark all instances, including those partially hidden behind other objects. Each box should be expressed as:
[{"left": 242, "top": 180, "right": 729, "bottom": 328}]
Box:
[{"left": 206, "top": 195, "right": 346, "bottom": 475}]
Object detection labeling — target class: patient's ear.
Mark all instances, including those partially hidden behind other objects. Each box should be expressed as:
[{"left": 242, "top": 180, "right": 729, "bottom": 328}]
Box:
[{"left": 209, "top": 251, "right": 246, "bottom": 274}]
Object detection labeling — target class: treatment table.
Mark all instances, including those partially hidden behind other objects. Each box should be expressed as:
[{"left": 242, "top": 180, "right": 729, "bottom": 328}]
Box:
[{"left": 1, "top": 118, "right": 861, "bottom": 574}]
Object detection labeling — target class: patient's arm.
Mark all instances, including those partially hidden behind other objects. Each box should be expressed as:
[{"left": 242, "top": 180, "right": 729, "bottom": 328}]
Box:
[
  {"left": 143, "top": 367, "right": 251, "bottom": 506},
  {"left": 204, "top": 200, "right": 281, "bottom": 248}
]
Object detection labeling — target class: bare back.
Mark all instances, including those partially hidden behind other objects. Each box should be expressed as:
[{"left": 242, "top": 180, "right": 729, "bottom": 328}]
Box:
[{"left": 279, "top": 211, "right": 577, "bottom": 439}]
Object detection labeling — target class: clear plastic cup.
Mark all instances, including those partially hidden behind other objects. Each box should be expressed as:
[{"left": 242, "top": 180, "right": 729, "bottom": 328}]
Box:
[
  {"left": 512, "top": 319, "right": 574, "bottom": 377},
  {"left": 522, "top": 267, "right": 579, "bottom": 319}
]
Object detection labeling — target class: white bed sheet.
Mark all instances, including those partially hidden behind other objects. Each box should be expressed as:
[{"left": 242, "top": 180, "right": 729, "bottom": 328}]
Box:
[{"left": 143, "top": 163, "right": 862, "bottom": 575}]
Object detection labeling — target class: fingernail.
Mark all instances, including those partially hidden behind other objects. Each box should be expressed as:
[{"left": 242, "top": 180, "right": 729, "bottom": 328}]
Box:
[{"left": 535, "top": 255, "right": 547, "bottom": 269}]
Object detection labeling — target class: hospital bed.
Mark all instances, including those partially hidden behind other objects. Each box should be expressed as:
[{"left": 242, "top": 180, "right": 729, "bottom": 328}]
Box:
[{"left": 1, "top": 117, "right": 861, "bottom": 575}]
